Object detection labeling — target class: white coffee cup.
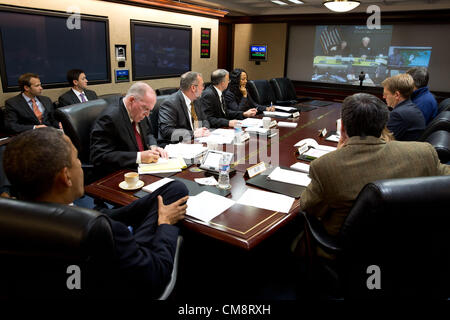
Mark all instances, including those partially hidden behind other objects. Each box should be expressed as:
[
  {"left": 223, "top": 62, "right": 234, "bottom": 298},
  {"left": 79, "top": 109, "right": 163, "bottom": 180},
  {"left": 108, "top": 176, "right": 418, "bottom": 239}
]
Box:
[
  {"left": 124, "top": 172, "right": 139, "bottom": 188},
  {"left": 336, "top": 118, "right": 342, "bottom": 136},
  {"left": 263, "top": 117, "right": 271, "bottom": 129}
]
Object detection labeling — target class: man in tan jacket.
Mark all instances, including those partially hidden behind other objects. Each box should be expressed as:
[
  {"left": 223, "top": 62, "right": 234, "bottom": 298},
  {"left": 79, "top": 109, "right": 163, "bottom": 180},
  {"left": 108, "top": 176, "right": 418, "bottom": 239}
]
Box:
[{"left": 300, "top": 93, "right": 450, "bottom": 237}]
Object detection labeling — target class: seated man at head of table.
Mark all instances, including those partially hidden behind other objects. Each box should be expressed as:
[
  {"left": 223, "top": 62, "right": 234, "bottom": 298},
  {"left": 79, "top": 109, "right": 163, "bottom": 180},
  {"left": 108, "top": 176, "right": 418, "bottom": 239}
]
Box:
[
  {"left": 3, "top": 127, "right": 189, "bottom": 298},
  {"left": 58, "top": 68, "right": 98, "bottom": 108},
  {"left": 90, "top": 82, "right": 168, "bottom": 177},
  {"left": 158, "top": 71, "right": 210, "bottom": 143},
  {"left": 406, "top": 67, "right": 438, "bottom": 125},
  {"left": 200, "top": 69, "right": 257, "bottom": 129},
  {"left": 4, "top": 73, "right": 60, "bottom": 134},
  {"left": 300, "top": 93, "right": 450, "bottom": 238},
  {"left": 383, "top": 73, "right": 426, "bottom": 141}
]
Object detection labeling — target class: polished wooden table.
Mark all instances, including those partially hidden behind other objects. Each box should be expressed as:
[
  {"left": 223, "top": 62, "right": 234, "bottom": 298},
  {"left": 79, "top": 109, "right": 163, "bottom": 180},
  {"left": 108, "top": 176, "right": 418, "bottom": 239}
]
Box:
[{"left": 85, "top": 102, "right": 341, "bottom": 250}]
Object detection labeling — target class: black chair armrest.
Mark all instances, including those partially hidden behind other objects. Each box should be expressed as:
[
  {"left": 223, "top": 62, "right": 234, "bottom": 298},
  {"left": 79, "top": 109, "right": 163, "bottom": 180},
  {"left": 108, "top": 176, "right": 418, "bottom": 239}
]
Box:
[{"left": 301, "top": 211, "right": 342, "bottom": 254}]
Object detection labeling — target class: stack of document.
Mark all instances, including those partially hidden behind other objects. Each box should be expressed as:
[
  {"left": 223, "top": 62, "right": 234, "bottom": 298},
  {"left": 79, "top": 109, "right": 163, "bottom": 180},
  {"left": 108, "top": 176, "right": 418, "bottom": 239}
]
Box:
[
  {"left": 290, "top": 162, "right": 310, "bottom": 173},
  {"left": 263, "top": 111, "right": 291, "bottom": 118},
  {"left": 186, "top": 191, "right": 235, "bottom": 222},
  {"left": 142, "top": 177, "right": 174, "bottom": 193},
  {"left": 267, "top": 167, "right": 311, "bottom": 187},
  {"left": 294, "top": 138, "right": 336, "bottom": 160},
  {"left": 277, "top": 122, "right": 297, "bottom": 128},
  {"left": 274, "top": 105, "right": 297, "bottom": 112},
  {"left": 196, "top": 129, "right": 235, "bottom": 144},
  {"left": 164, "top": 143, "right": 207, "bottom": 159},
  {"left": 237, "top": 188, "right": 295, "bottom": 213},
  {"left": 138, "top": 158, "right": 187, "bottom": 174},
  {"left": 241, "top": 118, "right": 263, "bottom": 128}
]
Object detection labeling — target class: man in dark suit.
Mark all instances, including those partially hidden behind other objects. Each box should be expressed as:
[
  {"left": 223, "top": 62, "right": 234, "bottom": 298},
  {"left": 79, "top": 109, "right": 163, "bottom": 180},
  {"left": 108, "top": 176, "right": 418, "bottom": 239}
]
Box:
[
  {"left": 158, "top": 71, "right": 210, "bottom": 142},
  {"left": 3, "top": 127, "right": 189, "bottom": 298},
  {"left": 4, "top": 73, "right": 60, "bottom": 134},
  {"left": 90, "top": 82, "right": 167, "bottom": 177},
  {"left": 383, "top": 73, "right": 426, "bottom": 141},
  {"left": 58, "top": 69, "right": 98, "bottom": 107},
  {"left": 200, "top": 69, "right": 257, "bottom": 128}
]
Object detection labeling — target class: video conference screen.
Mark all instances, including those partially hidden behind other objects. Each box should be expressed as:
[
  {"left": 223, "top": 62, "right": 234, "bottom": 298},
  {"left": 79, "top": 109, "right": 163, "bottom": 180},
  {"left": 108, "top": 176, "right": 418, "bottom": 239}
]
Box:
[
  {"left": 311, "top": 25, "right": 433, "bottom": 87},
  {"left": 0, "top": 7, "right": 110, "bottom": 92},
  {"left": 131, "top": 21, "right": 191, "bottom": 80}
]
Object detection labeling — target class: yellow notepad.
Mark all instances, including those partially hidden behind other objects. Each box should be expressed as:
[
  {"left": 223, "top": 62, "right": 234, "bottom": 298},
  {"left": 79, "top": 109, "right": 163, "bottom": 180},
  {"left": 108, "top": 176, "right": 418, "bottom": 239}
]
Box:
[{"left": 138, "top": 158, "right": 187, "bottom": 174}]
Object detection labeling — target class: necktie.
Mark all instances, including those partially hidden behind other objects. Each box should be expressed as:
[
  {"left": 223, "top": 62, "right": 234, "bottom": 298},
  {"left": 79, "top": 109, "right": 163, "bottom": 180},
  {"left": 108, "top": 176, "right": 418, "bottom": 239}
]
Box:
[
  {"left": 132, "top": 122, "right": 144, "bottom": 152},
  {"left": 80, "top": 92, "right": 86, "bottom": 102},
  {"left": 190, "top": 102, "right": 199, "bottom": 130},
  {"left": 220, "top": 95, "right": 226, "bottom": 115},
  {"left": 31, "top": 98, "right": 43, "bottom": 124}
]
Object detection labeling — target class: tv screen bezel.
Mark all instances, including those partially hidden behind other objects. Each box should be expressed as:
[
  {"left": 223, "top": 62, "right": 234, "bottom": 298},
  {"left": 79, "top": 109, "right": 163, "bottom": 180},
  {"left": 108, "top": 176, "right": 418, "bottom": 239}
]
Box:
[
  {"left": 130, "top": 20, "right": 192, "bottom": 81},
  {"left": 249, "top": 44, "right": 268, "bottom": 61},
  {"left": 0, "top": 5, "right": 111, "bottom": 92}
]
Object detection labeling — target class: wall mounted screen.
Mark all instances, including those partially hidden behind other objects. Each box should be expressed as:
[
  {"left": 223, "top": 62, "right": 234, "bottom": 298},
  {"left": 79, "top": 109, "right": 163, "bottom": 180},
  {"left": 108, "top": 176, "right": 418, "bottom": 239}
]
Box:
[
  {"left": 131, "top": 20, "right": 191, "bottom": 80},
  {"left": 0, "top": 6, "right": 110, "bottom": 92},
  {"left": 250, "top": 45, "right": 267, "bottom": 61}
]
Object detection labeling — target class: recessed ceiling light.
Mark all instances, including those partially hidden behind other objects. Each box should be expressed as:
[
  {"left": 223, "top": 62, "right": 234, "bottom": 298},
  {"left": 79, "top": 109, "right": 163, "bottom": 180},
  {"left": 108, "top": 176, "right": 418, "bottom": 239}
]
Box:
[
  {"left": 271, "top": 0, "right": 288, "bottom": 5},
  {"left": 288, "top": 0, "right": 304, "bottom": 4}
]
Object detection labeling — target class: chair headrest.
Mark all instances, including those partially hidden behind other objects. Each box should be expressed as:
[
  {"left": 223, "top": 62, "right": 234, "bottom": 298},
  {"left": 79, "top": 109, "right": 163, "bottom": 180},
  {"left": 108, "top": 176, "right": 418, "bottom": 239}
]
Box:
[
  {"left": 0, "top": 197, "right": 114, "bottom": 260},
  {"left": 420, "top": 111, "right": 450, "bottom": 141}
]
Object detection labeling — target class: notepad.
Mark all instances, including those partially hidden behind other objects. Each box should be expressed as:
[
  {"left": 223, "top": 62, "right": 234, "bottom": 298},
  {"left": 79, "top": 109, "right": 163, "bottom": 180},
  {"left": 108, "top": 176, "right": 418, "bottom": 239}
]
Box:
[
  {"left": 142, "top": 177, "right": 174, "bottom": 193},
  {"left": 268, "top": 167, "right": 311, "bottom": 187},
  {"left": 290, "top": 162, "right": 310, "bottom": 173},
  {"left": 237, "top": 189, "right": 295, "bottom": 213},
  {"left": 186, "top": 191, "right": 235, "bottom": 222},
  {"left": 138, "top": 158, "right": 187, "bottom": 174}
]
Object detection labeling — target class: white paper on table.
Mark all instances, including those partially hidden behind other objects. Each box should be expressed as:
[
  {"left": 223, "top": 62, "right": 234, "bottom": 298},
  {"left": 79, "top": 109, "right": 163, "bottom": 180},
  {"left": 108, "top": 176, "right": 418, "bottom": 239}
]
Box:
[
  {"left": 294, "top": 138, "right": 337, "bottom": 152},
  {"left": 194, "top": 176, "right": 218, "bottom": 186},
  {"left": 304, "top": 148, "right": 329, "bottom": 159},
  {"left": 268, "top": 167, "right": 311, "bottom": 187},
  {"left": 142, "top": 177, "right": 174, "bottom": 193},
  {"left": 197, "top": 129, "right": 235, "bottom": 144},
  {"left": 290, "top": 162, "right": 310, "bottom": 173},
  {"left": 186, "top": 191, "right": 235, "bottom": 222},
  {"left": 237, "top": 188, "right": 295, "bottom": 213},
  {"left": 277, "top": 122, "right": 297, "bottom": 128},
  {"left": 245, "top": 127, "right": 269, "bottom": 134},
  {"left": 325, "top": 134, "right": 340, "bottom": 143},
  {"left": 164, "top": 143, "right": 207, "bottom": 159},
  {"left": 241, "top": 118, "right": 263, "bottom": 128},
  {"left": 263, "top": 111, "right": 291, "bottom": 118},
  {"left": 274, "top": 105, "right": 296, "bottom": 112}
]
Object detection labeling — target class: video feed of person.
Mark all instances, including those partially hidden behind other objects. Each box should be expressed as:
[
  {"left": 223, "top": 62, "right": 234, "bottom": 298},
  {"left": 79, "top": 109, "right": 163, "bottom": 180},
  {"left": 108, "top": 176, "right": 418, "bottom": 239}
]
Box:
[
  {"left": 311, "top": 25, "right": 393, "bottom": 87},
  {"left": 388, "top": 46, "right": 432, "bottom": 68}
]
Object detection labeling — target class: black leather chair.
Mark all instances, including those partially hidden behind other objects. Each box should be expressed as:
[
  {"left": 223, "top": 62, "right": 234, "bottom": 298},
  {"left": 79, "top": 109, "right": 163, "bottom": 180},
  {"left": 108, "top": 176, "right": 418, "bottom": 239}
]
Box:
[
  {"left": 156, "top": 87, "right": 178, "bottom": 96},
  {"left": 302, "top": 176, "right": 450, "bottom": 299},
  {"left": 98, "top": 93, "right": 122, "bottom": 106},
  {"left": 419, "top": 111, "right": 450, "bottom": 141},
  {"left": 425, "top": 130, "right": 450, "bottom": 164},
  {"left": 54, "top": 99, "right": 108, "bottom": 184},
  {"left": 438, "top": 98, "right": 450, "bottom": 115},
  {"left": 270, "top": 77, "right": 298, "bottom": 106},
  {"left": 0, "top": 197, "right": 183, "bottom": 299},
  {"left": 150, "top": 94, "right": 171, "bottom": 147},
  {"left": 247, "top": 79, "right": 277, "bottom": 107}
]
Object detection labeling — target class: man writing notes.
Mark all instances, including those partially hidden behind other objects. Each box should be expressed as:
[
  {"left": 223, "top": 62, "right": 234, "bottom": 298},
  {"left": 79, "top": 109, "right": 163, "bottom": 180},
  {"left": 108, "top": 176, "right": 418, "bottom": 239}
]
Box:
[
  {"left": 58, "top": 69, "right": 98, "bottom": 107},
  {"left": 158, "top": 71, "right": 210, "bottom": 142},
  {"left": 200, "top": 69, "right": 257, "bottom": 128},
  {"left": 300, "top": 93, "right": 449, "bottom": 238},
  {"left": 4, "top": 127, "right": 189, "bottom": 298},
  {"left": 90, "top": 82, "right": 167, "bottom": 177},
  {"left": 4, "top": 73, "right": 60, "bottom": 134}
]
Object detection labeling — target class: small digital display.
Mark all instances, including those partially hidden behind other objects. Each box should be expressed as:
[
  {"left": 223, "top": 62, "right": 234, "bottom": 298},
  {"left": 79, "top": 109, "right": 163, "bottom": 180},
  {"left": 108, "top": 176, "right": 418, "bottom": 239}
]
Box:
[
  {"left": 115, "top": 69, "right": 130, "bottom": 83},
  {"left": 250, "top": 45, "right": 267, "bottom": 61}
]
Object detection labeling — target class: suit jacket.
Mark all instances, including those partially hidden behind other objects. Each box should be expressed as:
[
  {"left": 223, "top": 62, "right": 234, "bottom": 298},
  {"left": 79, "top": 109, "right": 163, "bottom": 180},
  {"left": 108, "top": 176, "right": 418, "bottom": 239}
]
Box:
[
  {"left": 200, "top": 85, "right": 244, "bottom": 128},
  {"left": 58, "top": 89, "right": 98, "bottom": 108},
  {"left": 223, "top": 89, "right": 266, "bottom": 113},
  {"left": 158, "top": 90, "right": 209, "bottom": 141},
  {"left": 4, "top": 94, "right": 59, "bottom": 134},
  {"left": 90, "top": 97, "right": 158, "bottom": 176},
  {"left": 387, "top": 99, "right": 426, "bottom": 141},
  {"left": 300, "top": 136, "right": 450, "bottom": 236}
]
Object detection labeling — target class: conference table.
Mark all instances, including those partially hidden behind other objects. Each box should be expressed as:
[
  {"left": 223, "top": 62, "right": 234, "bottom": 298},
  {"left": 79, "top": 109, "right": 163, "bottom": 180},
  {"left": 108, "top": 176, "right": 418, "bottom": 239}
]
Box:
[{"left": 85, "top": 101, "right": 341, "bottom": 250}]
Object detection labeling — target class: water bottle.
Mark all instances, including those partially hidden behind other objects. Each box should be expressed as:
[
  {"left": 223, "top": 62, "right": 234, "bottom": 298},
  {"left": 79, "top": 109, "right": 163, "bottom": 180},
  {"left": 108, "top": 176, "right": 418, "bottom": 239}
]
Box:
[
  {"left": 217, "top": 153, "right": 231, "bottom": 190},
  {"left": 234, "top": 121, "right": 243, "bottom": 145}
]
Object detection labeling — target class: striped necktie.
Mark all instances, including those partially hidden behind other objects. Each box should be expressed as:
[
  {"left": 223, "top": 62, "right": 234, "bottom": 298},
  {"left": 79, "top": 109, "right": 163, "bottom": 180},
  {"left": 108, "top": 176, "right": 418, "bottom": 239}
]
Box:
[
  {"left": 132, "top": 122, "right": 144, "bottom": 151},
  {"left": 190, "top": 102, "right": 199, "bottom": 130},
  {"left": 31, "top": 98, "right": 43, "bottom": 123}
]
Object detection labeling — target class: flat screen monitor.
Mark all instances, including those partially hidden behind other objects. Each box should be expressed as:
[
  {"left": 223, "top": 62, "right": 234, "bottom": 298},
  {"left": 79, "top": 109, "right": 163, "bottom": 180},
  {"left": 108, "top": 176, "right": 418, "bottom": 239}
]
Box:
[
  {"left": 131, "top": 20, "right": 191, "bottom": 80},
  {"left": 0, "top": 5, "right": 111, "bottom": 92},
  {"left": 249, "top": 45, "right": 267, "bottom": 61},
  {"left": 388, "top": 46, "right": 432, "bottom": 68}
]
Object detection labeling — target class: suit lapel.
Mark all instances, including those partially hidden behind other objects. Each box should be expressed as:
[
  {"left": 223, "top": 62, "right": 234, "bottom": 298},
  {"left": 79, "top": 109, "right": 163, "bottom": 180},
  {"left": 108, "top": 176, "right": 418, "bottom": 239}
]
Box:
[
  {"left": 18, "top": 94, "right": 40, "bottom": 124},
  {"left": 119, "top": 98, "right": 140, "bottom": 151},
  {"left": 212, "top": 87, "right": 226, "bottom": 117},
  {"left": 177, "top": 91, "right": 192, "bottom": 130},
  {"left": 68, "top": 90, "right": 80, "bottom": 105}
]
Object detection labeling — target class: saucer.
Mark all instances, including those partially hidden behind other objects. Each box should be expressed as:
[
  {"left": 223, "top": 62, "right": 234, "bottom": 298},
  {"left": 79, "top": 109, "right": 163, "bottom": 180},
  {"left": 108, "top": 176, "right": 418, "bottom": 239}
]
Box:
[{"left": 119, "top": 180, "right": 144, "bottom": 190}]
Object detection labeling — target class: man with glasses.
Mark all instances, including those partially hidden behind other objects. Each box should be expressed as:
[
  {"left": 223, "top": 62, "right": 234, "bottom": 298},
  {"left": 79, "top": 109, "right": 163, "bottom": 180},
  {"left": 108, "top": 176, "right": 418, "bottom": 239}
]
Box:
[
  {"left": 90, "top": 82, "right": 168, "bottom": 177},
  {"left": 158, "top": 71, "right": 210, "bottom": 142}
]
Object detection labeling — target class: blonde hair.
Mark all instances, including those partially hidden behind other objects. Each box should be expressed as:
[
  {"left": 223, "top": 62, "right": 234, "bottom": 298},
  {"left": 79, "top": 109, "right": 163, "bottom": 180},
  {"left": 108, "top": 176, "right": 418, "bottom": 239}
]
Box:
[{"left": 381, "top": 73, "right": 414, "bottom": 99}]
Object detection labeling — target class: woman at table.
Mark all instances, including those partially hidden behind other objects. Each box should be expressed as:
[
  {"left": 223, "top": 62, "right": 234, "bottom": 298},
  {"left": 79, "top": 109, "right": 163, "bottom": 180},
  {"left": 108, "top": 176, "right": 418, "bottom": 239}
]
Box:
[{"left": 223, "top": 68, "right": 275, "bottom": 113}]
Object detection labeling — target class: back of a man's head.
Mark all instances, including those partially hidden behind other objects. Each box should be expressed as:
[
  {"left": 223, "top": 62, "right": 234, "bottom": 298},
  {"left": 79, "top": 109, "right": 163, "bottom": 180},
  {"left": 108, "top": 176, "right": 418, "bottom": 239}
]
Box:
[
  {"left": 211, "top": 69, "right": 228, "bottom": 86},
  {"left": 125, "top": 82, "right": 154, "bottom": 100},
  {"left": 180, "top": 71, "right": 200, "bottom": 91},
  {"left": 341, "top": 93, "right": 389, "bottom": 138},
  {"left": 3, "top": 127, "right": 72, "bottom": 200},
  {"left": 406, "top": 67, "right": 429, "bottom": 89},
  {"left": 381, "top": 73, "right": 414, "bottom": 99}
]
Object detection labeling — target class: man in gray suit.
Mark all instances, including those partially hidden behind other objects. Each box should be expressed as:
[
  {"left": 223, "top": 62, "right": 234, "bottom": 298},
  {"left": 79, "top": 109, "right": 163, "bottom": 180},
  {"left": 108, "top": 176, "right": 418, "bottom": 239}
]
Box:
[
  {"left": 158, "top": 71, "right": 210, "bottom": 142},
  {"left": 58, "top": 69, "right": 98, "bottom": 107},
  {"left": 4, "top": 73, "right": 60, "bottom": 134}
]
